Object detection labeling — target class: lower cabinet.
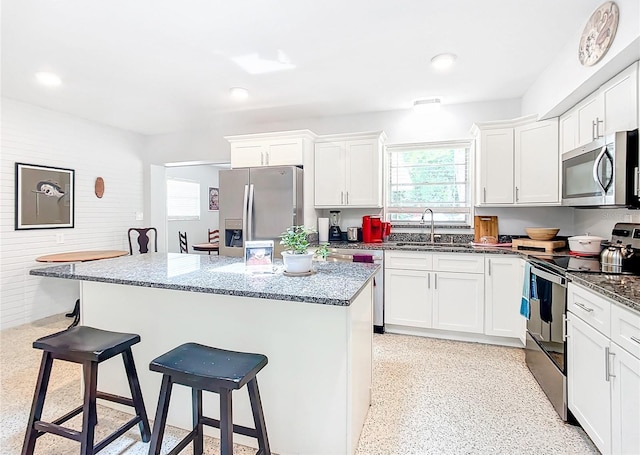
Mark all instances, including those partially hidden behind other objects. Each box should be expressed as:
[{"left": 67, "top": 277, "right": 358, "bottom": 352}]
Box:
[
  {"left": 384, "top": 268, "right": 432, "bottom": 328},
  {"left": 567, "top": 283, "right": 640, "bottom": 455},
  {"left": 432, "top": 271, "right": 484, "bottom": 334},
  {"left": 484, "top": 257, "right": 525, "bottom": 342}
]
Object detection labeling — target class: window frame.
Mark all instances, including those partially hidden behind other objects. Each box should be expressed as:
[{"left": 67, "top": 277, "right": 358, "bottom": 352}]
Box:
[
  {"left": 385, "top": 140, "right": 473, "bottom": 227},
  {"left": 166, "top": 177, "right": 201, "bottom": 221}
]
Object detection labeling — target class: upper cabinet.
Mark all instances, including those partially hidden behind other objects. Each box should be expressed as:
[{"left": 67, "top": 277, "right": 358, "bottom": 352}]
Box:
[
  {"left": 226, "top": 130, "right": 317, "bottom": 168},
  {"left": 473, "top": 115, "right": 559, "bottom": 207},
  {"left": 560, "top": 62, "right": 639, "bottom": 154},
  {"left": 314, "top": 132, "right": 386, "bottom": 208}
]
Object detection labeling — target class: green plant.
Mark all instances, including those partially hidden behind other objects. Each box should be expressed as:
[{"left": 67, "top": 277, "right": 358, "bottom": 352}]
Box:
[
  {"left": 279, "top": 225, "right": 314, "bottom": 254},
  {"left": 315, "top": 243, "right": 330, "bottom": 260}
]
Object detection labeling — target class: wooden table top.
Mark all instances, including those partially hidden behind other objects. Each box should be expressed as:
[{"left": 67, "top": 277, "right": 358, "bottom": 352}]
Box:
[{"left": 35, "top": 250, "right": 129, "bottom": 263}]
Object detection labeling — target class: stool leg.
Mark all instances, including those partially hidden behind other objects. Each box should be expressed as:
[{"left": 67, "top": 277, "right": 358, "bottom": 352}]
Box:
[
  {"left": 247, "top": 378, "right": 270, "bottom": 455},
  {"left": 192, "top": 388, "right": 203, "bottom": 455},
  {"left": 122, "top": 348, "right": 151, "bottom": 442},
  {"left": 21, "top": 352, "right": 54, "bottom": 455},
  {"left": 148, "top": 374, "right": 173, "bottom": 455},
  {"left": 80, "top": 361, "right": 98, "bottom": 455},
  {"left": 219, "top": 389, "right": 233, "bottom": 455}
]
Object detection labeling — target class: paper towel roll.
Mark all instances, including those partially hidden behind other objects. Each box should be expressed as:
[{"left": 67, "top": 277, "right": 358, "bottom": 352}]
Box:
[{"left": 318, "top": 218, "right": 329, "bottom": 243}]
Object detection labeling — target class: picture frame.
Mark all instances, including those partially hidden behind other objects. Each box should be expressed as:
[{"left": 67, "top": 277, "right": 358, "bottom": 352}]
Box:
[
  {"left": 208, "top": 186, "right": 219, "bottom": 211},
  {"left": 244, "top": 240, "right": 274, "bottom": 273},
  {"left": 15, "top": 162, "right": 75, "bottom": 230}
]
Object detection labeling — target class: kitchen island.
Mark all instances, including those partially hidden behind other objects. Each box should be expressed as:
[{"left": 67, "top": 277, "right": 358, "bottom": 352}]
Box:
[{"left": 31, "top": 253, "right": 378, "bottom": 455}]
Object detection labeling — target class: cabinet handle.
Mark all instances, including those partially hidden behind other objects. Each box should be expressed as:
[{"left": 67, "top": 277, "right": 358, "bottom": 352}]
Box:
[
  {"left": 630, "top": 336, "right": 640, "bottom": 345},
  {"left": 261, "top": 153, "right": 264, "bottom": 166},
  {"left": 596, "top": 118, "right": 604, "bottom": 138},
  {"left": 562, "top": 314, "right": 567, "bottom": 341},
  {"left": 427, "top": 273, "right": 430, "bottom": 289},
  {"left": 483, "top": 187, "right": 486, "bottom": 203},
  {"left": 341, "top": 191, "right": 344, "bottom": 204},
  {"left": 346, "top": 192, "right": 349, "bottom": 204},
  {"left": 574, "top": 302, "right": 594, "bottom": 313},
  {"left": 515, "top": 187, "right": 519, "bottom": 202},
  {"left": 605, "top": 347, "right": 616, "bottom": 381},
  {"left": 487, "top": 259, "right": 491, "bottom": 276},
  {"left": 592, "top": 120, "right": 597, "bottom": 141},
  {"left": 266, "top": 152, "right": 270, "bottom": 166},
  {"left": 434, "top": 273, "right": 438, "bottom": 290}
]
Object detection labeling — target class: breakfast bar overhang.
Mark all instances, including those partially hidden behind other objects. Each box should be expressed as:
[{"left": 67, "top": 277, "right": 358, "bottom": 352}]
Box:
[{"left": 30, "top": 253, "right": 377, "bottom": 455}]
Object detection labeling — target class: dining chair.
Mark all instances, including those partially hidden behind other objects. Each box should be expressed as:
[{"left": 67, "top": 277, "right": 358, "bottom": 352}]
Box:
[
  {"left": 128, "top": 228, "right": 158, "bottom": 255},
  {"left": 179, "top": 231, "right": 189, "bottom": 253},
  {"left": 207, "top": 229, "right": 220, "bottom": 255}
]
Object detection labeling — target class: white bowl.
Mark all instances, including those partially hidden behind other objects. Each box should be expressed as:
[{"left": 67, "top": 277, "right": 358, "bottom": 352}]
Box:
[{"left": 568, "top": 235, "right": 606, "bottom": 255}]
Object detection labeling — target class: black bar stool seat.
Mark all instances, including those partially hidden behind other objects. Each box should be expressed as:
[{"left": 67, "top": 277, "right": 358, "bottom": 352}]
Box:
[
  {"left": 148, "top": 342, "right": 270, "bottom": 455},
  {"left": 22, "top": 326, "right": 151, "bottom": 455}
]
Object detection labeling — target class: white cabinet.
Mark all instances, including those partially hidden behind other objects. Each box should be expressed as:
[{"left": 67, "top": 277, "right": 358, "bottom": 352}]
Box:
[
  {"left": 473, "top": 115, "right": 560, "bottom": 207},
  {"left": 484, "top": 257, "right": 525, "bottom": 342},
  {"left": 226, "top": 130, "right": 316, "bottom": 168},
  {"left": 314, "top": 132, "right": 386, "bottom": 208},
  {"left": 567, "top": 283, "right": 640, "bottom": 455},
  {"left": 385, "top": 252, "right": 484, "bottom": 335},
  {"left": 561, "top": 62, "right": 639, "bottom": 151}
]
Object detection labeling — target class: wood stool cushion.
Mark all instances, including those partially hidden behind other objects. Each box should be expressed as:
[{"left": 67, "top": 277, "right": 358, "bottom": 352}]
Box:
[
  {"left": 150, "top": 342, "right": 268, "bottom": 390},
  {"left": 33, "top": 326, "right": 141, "bottom": 362}
]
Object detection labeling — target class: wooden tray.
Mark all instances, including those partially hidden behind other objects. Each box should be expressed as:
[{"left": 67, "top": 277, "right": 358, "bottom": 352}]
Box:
[{"left": 512, "top": 238, "right": 566, "bottom": 253}]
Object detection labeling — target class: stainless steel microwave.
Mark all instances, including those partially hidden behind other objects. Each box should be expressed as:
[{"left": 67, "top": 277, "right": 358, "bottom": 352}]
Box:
[{"left": 562, "top": 129, "right": 639, "bottom": 207}]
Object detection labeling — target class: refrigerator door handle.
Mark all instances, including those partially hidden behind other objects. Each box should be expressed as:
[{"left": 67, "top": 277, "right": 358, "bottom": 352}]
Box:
[
  {"left": 242, "top": 184, "right": 249, "bottom": 244},
  {"left": 247, "top": 184, "right": 255, "bottom": 241}
]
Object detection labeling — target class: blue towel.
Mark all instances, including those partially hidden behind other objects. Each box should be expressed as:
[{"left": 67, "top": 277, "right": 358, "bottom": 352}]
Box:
[
  {"left": 531, "top": 273, "right": 539, "bottom": 300},
  {"left": 520, "top": 262, "right": 531, "bottom": 319}
]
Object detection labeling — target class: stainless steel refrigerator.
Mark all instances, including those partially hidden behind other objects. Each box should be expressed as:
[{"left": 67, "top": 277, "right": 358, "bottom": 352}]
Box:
[{"left": 219, "top": 166, "right": 304, "bottom": 257}]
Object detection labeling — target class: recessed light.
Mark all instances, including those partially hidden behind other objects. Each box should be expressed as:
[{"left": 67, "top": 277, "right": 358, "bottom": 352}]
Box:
[
  {"left": 430, "top": 53, "right": 457, "bottom": 70},
  {"left": 229, "top": 87, "right": 249, "bottom": 100},
  {"left": 35, "top": 71, "right": 62, "bottom": 87},
  {"left": 413, "top": 98, "right": 442, "bottom": 114}
]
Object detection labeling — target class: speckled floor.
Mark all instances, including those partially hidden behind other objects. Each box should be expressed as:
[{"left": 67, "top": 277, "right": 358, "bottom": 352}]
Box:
[{"left": 1, "top": 315, "right": 598, "bottom": 454}]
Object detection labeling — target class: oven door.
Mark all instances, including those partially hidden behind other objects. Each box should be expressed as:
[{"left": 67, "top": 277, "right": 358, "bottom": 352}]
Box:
[{"left": 562, "top": 141, "right": 613, "bottom": 206}]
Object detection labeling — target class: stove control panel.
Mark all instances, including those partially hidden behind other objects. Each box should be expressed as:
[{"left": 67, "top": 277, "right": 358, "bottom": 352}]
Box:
[{"left": 611, "top": 222, "right": 640, "bottom": 249}]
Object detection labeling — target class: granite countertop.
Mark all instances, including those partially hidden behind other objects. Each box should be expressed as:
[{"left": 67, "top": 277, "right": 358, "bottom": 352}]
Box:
[
  {"left": 323, "top": 241, "right": 522, "bottom": 255},
  {"left": 30, "top": 253, "right": 379, "bottom": 306},
  {"left": 567, "top": 272, "right": 640, "bottom": 314}
]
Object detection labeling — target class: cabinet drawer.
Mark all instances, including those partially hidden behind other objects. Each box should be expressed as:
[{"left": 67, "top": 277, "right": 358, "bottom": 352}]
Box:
[
  {"left": 433, "top": 254, "right": 484, "bottom": 274},
  {"left": 568, "top": 283, "right": 611, "bottom": 337},
  {"left": 611, "top": 304, "right": 640, "bottom": 359},
  {"left": 385, "top": 251, "right": 432, "bottom": 270}
]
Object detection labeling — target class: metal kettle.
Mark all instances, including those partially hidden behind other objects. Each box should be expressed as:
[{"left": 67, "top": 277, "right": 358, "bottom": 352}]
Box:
[{"left": 600, "top": 241, "right": 635, "bottom": 273}]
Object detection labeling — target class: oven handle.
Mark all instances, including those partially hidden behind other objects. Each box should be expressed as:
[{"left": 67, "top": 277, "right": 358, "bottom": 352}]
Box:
[{"left": 530, "top": 265, "right": 567, "bottom": 287}]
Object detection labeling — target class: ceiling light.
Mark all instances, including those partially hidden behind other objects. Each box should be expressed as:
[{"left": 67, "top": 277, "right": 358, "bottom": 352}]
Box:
[
  {"left": 229, "top": 87, "right": 249, "bottom": 100},
  {"left": 34, "top": 71, "right": 62, "bottom": 87},
  {"left": 413, "top": 98, "right": 441, "bottom": 114},
  {"left": 430, "top": 53, "right": 457, "bottom": 70}
]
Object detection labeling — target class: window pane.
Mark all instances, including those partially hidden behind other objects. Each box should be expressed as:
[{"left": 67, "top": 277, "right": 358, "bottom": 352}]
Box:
[{"left": 167, "top": 179, "right": 200, "bottom": 220}]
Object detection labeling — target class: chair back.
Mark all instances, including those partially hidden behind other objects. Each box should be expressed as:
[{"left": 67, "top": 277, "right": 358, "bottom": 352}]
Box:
[
  {"left": 208, "top": 229, "right": 220, "bottom": 244},
  {"left": 179, "top": 231, "right": 189, "bottom": 253},
  {"left": 128, "top": 228, "right": 158, "bottom": 255}
]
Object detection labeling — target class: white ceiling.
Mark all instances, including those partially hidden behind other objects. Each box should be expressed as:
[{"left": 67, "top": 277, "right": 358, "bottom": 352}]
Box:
[{"left": 2, "top": 0, "right": 603, "bottom": 135}]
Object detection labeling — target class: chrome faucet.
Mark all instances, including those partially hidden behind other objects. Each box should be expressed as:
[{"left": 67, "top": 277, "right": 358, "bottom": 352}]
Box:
[{"left": 420, "top": 208, "right": 435, "bottom": 243}]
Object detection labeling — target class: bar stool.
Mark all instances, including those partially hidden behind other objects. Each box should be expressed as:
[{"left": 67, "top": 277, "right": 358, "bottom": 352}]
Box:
[
  {"left": 148, "top": 342, "right": 270, "bottom": 455},
  {"left": 21, "top": 326, "right": 151, "bottom": 455}
]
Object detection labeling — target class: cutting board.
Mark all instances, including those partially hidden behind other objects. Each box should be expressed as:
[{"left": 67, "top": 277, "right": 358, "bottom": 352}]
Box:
[
  {"left": 474, "top": 216, "right": 499, "bottom": 243},
  {"left": 512, "top": 238, "right": 566, "bottom": 253}
]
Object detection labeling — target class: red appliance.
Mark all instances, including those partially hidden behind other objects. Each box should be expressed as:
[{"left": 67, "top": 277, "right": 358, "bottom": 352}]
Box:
[{"left": 362, "top": 216, "right": 384, "bottom": 243}]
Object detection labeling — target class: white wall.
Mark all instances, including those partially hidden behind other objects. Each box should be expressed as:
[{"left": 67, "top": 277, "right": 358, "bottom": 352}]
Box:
[
  {"left": 165, "top": 165, "right": 221, "bottom": 252},
  {"left": 0, "top": 99, "right": 145, "bottom": 329}
]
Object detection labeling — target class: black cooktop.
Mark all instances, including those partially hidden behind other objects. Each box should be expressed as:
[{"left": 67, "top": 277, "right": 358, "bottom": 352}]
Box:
[{"left": 529, "top": 253, "right": 638, "bottom": 276}]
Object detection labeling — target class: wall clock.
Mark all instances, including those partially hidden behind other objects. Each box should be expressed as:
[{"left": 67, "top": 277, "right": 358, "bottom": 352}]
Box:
[{"left": 578, "top": 1, "right": 619, "bottom": 67}]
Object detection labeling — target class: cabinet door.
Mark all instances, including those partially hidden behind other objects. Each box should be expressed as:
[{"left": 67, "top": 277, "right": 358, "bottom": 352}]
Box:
[
  {"left": 266, "top": 138, "right": 304, "bottom": 166},
  {"left": 514, "top": 118, "right": 559, "bottom": 204},
  {"left": 484, "top": 257, "right": 525, "bottom": 341},
  {"left": 384, "top": 269, "right": 432, "bottom": 328},
  {"left": 602, "top": 62, "right": 639, "bottom": 135},
  {"left": 611, "top": 343, "right": 640, "bottom": 455},
  {"left": 576, "top": 95, "right": 604, "bottom": 147},
  {"left": 567, "top": 312, "right": 611, "bottom": 454},
  {"left": 478, "top": 128, "right": 514, "bottom": 204},
  {"left": 560, "top": 109, "right": 578, "bottom": 154},
  {"left": 230, "top": 143, "right": 266, "bottom": 168},
  {"left": 345, "top": 139, "right": 381, "bottom": 207},
  {"left": 314, "top": 142, "right": 345, "bottom": 206},
  {"left": 433, "top": 272, "right": 484, "bottom": 334}
]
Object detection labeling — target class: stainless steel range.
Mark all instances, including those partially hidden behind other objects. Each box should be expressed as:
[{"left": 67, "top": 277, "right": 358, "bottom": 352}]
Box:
[{"left": 524, "top": 222, "right": 640, "bottom": 422}]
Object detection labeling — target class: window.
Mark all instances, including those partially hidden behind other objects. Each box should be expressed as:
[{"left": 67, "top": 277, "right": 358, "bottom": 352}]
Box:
[
  {"left": 166, "top": 178, "right": 200, "bottom": 220},
  {"left": 386, "top": 141, "right": 472, "bottom": 225}
]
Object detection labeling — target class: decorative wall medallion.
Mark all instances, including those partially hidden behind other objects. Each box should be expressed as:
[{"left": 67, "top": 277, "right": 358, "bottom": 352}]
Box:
[
  {"left": 578, "top": 1, "right": 619, "bottom": 67},
  {"left": 95, "top": 177, "right": 105, "bottom": 198}
]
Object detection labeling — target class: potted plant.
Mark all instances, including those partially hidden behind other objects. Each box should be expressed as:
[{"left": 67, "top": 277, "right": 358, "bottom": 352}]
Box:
[{"left": 280, "top": 225, "right": 329, "bottom": 273}]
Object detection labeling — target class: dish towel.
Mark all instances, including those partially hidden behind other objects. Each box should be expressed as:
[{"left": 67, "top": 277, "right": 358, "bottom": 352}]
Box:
[
  {"left": 537, "top": 278, "right": 553, "bottom": 323},
  {"left": 520, "top": 262, "right": 531, "bottom": 319}
]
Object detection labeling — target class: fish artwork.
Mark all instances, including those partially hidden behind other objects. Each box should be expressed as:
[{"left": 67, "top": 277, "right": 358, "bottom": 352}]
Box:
[{"left": 34, "top": 181, "right": 65, "bottom": 200}]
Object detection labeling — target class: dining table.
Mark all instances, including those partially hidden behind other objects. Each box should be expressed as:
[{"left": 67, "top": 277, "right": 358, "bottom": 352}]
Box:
[{"left": 35, "top": 250, "right": 129, "bottom": 327}]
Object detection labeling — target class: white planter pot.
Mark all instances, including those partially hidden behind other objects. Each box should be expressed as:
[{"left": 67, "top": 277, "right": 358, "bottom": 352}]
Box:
[{"left": 281, "top": 251, "right": 314, "bottom": 273}]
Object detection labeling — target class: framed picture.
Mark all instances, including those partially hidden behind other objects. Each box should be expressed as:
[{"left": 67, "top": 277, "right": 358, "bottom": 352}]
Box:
[
  {"left": 15, "top": 162, "right": 75, "bottom": 230},
  {"left": 208, "top": 186, "right": 219, "bottom": 211},
  {"left": 244, "top": 240, "right": 274, "bottom": 273}
]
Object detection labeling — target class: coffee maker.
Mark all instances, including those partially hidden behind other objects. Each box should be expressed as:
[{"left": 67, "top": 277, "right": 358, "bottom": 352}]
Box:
[{"left": 329, "top": 211, "right": 342, "bottom": 242}]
